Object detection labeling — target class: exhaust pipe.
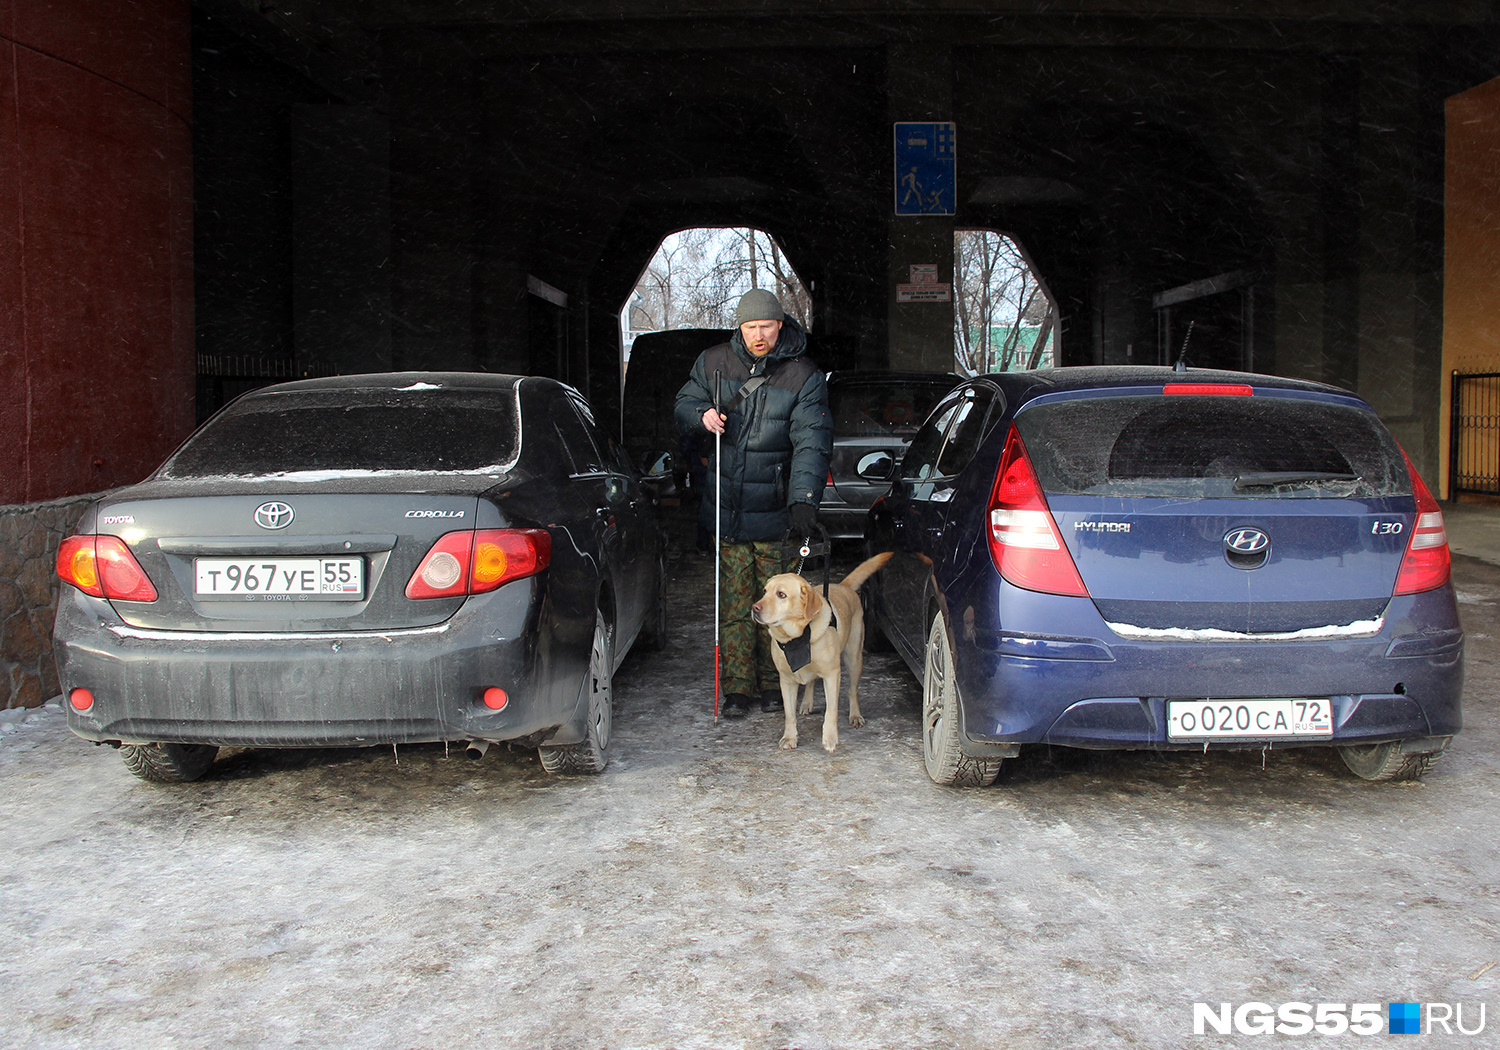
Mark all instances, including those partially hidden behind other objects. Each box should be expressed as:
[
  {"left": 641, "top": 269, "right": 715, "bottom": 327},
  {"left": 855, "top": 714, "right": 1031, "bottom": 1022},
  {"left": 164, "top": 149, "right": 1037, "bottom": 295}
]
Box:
[{"left": 464, "top": 739, "right": 491, "bottom": 761}]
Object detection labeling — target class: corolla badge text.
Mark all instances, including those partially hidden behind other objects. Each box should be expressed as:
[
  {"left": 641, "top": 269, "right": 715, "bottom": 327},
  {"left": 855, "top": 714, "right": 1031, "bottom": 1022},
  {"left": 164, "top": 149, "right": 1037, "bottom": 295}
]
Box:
[
  {"left": 404, "top": 510, "right": 466, "bottom": 518},
  {"left": 253, "top": 501, "right": 294, "bottom": 530}
]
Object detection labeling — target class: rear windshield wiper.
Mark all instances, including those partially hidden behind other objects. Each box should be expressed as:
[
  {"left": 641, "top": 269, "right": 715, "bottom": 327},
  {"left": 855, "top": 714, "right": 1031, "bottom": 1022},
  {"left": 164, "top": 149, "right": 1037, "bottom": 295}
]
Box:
[{"left": 1232, "top": 471, "right": 1359, "bottom": 491}]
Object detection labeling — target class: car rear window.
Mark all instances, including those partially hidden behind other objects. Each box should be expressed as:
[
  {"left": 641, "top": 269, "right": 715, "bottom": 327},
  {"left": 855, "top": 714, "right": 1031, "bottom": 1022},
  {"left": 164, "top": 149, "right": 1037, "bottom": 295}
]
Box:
[
  {"left": 831, "top": 379, "right": 957, "bottom": 437},
  {"left": 1014, "top": 393, "right": 1409, "bottom": 499},
  {"left": 159, "top": 386, "right": 521, "bottom": 477}
]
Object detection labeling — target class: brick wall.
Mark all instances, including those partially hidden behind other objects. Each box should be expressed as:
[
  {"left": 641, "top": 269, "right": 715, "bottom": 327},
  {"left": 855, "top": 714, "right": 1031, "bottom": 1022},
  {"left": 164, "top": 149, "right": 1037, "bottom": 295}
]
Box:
[
  {"left": 1, "top": 495, "right": 96, "bottom": 709},
  {"left": 1, "top": 1, "right": 195, "bottom": 505}
]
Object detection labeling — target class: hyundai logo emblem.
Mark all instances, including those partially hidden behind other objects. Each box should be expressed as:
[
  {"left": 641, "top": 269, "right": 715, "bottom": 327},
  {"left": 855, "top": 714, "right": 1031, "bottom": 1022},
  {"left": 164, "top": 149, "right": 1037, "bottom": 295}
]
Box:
[
  {"left": 1224, "top": 527, "right": 1270, "bottom": 554},
  {"left": 253, "top": 501, "right": 295, "bottom": 530}
]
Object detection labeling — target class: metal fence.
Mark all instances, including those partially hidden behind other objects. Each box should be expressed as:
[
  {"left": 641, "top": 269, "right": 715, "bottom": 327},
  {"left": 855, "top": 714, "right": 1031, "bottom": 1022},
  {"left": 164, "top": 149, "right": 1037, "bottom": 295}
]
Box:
[
  {"left": 1449, "top": 371, "right": 1500, "bottom": 498},
  {"left": 194, "top": 354, "right": 338, "bottom": 381},
  {"left": 194, "top": 355, "right": 340, "bottom": 424}
]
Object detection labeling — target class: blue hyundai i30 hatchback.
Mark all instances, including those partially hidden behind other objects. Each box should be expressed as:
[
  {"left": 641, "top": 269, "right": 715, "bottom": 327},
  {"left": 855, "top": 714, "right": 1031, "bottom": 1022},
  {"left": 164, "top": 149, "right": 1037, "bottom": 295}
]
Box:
[{"left": 864, "top": 366, "right": 1463, "bottom": 786}]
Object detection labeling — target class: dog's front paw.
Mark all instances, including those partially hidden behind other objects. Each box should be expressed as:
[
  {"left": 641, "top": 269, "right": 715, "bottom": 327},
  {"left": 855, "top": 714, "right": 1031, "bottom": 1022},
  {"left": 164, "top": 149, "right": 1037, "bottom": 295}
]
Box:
[
  {"left": 822, "top": 728, "right": 839, "bottom": 752},
  {"left": 849, "top": 713, "right": 865, "bottom": 728},
  {"left": 779, "top": 734, "right": 798, "bottom": 750}
]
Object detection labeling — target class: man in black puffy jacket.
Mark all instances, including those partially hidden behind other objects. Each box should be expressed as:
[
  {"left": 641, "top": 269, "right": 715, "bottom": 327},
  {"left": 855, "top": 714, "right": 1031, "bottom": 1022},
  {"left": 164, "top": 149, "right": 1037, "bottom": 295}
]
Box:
[{"left": 675, "top": 289, "right": 832, "bottom": 718}]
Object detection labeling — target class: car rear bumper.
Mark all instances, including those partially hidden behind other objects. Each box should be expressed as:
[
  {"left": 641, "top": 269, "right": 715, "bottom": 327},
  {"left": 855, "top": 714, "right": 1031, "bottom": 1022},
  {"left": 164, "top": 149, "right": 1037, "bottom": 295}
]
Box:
[
  {"left": 948, "top": 580, "right": 1464, "bottom": 755},
  {"left": 53, "top": 583, "right": 589, "bottom": 748}
]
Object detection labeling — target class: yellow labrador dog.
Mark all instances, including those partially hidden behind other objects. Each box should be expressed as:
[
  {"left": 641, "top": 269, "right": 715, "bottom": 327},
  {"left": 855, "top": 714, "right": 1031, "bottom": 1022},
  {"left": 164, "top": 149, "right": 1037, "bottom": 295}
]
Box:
[{"left": 751, "top": 552, "right": 893, "bottom": 752}]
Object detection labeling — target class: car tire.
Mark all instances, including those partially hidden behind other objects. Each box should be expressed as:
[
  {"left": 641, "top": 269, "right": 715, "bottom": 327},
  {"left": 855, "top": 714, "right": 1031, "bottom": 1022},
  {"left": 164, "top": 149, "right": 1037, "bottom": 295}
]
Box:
[
  {"left": 539, "top": 615, "right": 613, "bottom": 775},
  {"left": 1337, "top": 740, "right": 1445, "bottom": 782},
  {"left": 636, "top": 557, "right": 668, "bottom": 651},
  {"left": 120, "top": 742, "right": 219, "bottom": 783},
  {"left": 922, "top": 612, "right": 1002, "bottom": 787}
]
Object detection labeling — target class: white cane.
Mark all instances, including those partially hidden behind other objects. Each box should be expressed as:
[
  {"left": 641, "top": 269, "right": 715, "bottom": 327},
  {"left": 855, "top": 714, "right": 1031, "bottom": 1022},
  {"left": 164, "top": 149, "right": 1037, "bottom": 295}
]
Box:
[{"left": 712, "top": 369, "right": 722, "bottom": 722}]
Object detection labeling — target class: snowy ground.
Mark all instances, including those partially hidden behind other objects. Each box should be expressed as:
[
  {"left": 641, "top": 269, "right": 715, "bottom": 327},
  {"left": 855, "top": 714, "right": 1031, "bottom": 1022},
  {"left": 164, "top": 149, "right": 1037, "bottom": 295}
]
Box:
[{"left": 1, "top": 545, "right": 1497, "bottom": 1049}]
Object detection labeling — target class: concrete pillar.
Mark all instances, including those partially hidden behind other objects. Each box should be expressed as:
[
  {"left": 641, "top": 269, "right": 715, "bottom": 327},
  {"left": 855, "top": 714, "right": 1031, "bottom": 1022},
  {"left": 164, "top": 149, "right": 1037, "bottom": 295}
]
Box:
[{"left": 886, "top": 43, "right": 955, "bottom": 374}]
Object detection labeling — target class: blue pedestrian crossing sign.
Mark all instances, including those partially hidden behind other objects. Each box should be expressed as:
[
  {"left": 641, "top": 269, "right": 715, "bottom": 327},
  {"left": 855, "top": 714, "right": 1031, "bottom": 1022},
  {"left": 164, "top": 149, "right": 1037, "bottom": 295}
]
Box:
[{"left": 894, "top": 122, "right": 956, "bottom": 216}]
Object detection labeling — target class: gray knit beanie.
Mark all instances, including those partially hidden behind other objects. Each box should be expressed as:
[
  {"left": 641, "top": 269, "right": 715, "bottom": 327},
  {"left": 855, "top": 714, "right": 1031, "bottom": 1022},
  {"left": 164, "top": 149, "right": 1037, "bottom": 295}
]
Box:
[{"left": 735, "top": 289, "right": 785, "bottom": 325}]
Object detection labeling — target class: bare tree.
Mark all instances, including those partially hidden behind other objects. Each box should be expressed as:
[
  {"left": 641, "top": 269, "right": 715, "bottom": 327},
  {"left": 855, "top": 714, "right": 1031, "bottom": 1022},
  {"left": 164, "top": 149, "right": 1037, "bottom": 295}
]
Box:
[
  {"left": 954, "top": 231, "right": 1000, "bottom": 374},
  {"left": 623, "top": 228, "right": 813, "bottom": 357},
  {"left": 630, "top": 233, "right": 692, "bottom": 332},
  {"left": 953, "top": 230, "right": 1055, "bottom": 374},
  {"left": 759, "top": 232, "right": 812, "bottom": 327}
]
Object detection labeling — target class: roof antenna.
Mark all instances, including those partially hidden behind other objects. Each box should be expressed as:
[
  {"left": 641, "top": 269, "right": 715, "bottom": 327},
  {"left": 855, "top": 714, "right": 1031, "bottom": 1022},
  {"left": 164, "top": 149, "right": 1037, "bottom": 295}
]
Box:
[{"left": 1173, "top": 320, "right": 1195, "bottom": 372}]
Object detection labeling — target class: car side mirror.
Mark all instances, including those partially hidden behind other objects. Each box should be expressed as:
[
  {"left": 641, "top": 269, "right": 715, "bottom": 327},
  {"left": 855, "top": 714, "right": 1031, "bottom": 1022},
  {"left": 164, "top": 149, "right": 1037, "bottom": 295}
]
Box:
[
  {"left": 856, "top": 451, "right": 894, "bottom": 481},
  {"left": 640, "top": 450, "right": 676, "bottom": 478}
]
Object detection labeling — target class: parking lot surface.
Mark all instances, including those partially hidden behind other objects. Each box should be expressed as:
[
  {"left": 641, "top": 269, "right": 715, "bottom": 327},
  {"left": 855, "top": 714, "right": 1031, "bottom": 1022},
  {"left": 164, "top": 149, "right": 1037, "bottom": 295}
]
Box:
[{"left": 1, "top": 545, "right": 1497, "bottom": 1049}]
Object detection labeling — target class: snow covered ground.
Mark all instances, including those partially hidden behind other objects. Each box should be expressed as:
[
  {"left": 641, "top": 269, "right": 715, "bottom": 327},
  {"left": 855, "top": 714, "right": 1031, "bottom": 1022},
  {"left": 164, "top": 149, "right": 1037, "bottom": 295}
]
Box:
[{"left": 1, "top": 548, "right": 1497, "bottom": 1049}]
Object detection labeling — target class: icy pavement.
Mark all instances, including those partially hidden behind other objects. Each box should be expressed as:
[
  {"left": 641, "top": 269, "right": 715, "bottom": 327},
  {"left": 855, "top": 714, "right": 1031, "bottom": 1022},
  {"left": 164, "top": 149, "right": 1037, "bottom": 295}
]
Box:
[{"left": 1, "top": 549, "right": 1497, "bottom": 1049}]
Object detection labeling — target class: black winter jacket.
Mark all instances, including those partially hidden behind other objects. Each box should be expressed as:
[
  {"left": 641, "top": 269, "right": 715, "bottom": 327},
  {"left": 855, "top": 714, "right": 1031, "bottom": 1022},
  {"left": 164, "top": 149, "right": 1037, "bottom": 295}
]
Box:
[{"left": 674, "top": 318, "right": 832, "bottom": 544}]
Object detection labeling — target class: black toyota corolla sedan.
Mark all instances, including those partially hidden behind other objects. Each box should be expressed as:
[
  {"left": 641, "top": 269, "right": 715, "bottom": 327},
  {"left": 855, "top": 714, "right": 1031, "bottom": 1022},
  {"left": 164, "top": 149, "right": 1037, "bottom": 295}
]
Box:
[{"left": 53, "top": 372, "right": 667, "bottom": 782}]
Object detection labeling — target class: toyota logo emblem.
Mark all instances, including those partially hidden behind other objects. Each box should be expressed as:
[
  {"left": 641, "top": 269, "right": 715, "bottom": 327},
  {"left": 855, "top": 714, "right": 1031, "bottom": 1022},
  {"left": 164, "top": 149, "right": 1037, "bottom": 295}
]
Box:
[
  {"left": 254, "top": 501, "right": 295, "bottom": 530},
  {"left": 1224, "top": 527, "right": 1269, "bottom": 554}
]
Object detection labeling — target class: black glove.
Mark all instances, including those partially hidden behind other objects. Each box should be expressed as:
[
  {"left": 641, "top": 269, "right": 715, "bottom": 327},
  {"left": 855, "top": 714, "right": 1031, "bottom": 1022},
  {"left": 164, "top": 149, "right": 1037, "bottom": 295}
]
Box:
[{"left": 789, "top": 502, "right": 818, "bottom": 539}]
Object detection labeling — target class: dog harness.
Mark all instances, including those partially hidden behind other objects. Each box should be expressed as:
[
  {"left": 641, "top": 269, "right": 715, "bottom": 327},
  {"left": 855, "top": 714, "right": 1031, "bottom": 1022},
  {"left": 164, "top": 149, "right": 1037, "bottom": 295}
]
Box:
[{"left": 776, "top": 605, "right": 837, "bottom": 672}]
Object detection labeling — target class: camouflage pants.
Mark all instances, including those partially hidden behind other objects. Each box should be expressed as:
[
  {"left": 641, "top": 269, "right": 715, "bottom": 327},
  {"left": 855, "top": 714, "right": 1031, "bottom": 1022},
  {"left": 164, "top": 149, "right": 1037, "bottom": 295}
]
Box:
[{"left": 718, "top": 540, "right": 790, "bottom": 698}]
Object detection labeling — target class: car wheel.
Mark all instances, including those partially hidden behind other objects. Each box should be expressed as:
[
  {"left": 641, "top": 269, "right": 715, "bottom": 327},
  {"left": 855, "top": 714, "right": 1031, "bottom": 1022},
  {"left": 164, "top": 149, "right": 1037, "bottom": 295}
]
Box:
[
  {"left": 539, "top": 615, "right": 613, "bottom": 775},
  {"left": 1337, "top": 740, "right": 1445, "bottom": 782},
  {"left": 636, "top": 557, "right": 668, "bottom": 651},
  {"left": 921, "top": 612, "right": 1002, "bottom": 787},
  {"left": 120, "top": 742, "right": 219, "bottom": 783}
]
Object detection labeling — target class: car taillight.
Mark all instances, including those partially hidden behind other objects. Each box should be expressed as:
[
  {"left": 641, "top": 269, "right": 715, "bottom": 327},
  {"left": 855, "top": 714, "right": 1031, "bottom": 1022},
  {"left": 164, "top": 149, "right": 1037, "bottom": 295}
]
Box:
[
  {"left": 1393, "top": 453, "right": 1450, "bottom": 595},
  {"left": 471, "top": 530, "right": 550, "bottom": 592},
  {"left": 408, "top": 530, "right": 473, "bottom": 598},
  {"left": 57, "top": 536, "right": 101, "bottom": 595},
  {"left": 986, "top": 425, "right": 1088, "bottom": 597},
  {"left": 56, "top": 535, "right": 158, "bottom": 602},
  {"left": 406, "top": 529, "right": 551, "bottom": 599},
  {"left": 1163, "top": 383, "right": 1254, "bottom": 396}
]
